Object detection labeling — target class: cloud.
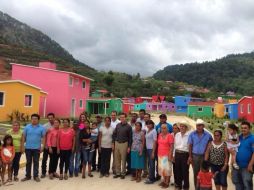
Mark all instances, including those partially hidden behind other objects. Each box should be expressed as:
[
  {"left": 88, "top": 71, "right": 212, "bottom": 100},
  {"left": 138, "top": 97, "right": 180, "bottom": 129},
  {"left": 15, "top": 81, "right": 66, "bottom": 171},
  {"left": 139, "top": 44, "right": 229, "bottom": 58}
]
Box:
[{"left": 1, "top": 0, "right": 254, "bottom": 76}]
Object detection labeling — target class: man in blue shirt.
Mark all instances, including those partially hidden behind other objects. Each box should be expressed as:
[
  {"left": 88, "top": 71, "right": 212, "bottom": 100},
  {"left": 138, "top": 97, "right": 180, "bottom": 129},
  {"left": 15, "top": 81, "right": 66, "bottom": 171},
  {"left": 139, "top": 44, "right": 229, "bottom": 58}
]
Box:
[
  {"left": 155, "top": 114, "right": 173, "bottom": 134},
  {"left": 232, "top": 121, "right": 254, "bottom": 190},
  {"left": 188, "top": 119, "right": 212, "bottom": 189},
  {"left": 21, "top": 114, "right": 46, "bottom": 182}
]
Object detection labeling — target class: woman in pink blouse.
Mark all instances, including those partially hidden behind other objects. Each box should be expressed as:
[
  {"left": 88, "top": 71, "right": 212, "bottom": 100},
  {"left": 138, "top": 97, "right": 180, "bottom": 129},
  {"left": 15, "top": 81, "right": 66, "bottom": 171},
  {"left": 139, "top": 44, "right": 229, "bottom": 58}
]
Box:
[
  {"left": 47, "top": 118, "right": 60, "bottom": 179},
  {"left": 157, "top": 124, "right": 174, "bottom": 188}
]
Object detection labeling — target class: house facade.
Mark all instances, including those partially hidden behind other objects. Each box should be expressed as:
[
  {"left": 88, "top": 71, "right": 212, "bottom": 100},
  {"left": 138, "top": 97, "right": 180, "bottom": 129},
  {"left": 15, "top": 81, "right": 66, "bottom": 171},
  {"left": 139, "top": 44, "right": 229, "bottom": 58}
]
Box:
[
  {"left": 224, "top": 103, "right": 238, "bottom": 120},
  {"left": 11, "top": 62, "right": 93, "bottom": 118},
  {"left": 175, "top": 95, "right": 204, "bottom": 113},
  {"left": 187, "top": 102, "right": 215, "bottom": 118},
  {"left": 0, "top": 80, "right": 47, "bottom": 121},
  {"left": 238, "top": 96, "right": 254, "bottom": 122}
]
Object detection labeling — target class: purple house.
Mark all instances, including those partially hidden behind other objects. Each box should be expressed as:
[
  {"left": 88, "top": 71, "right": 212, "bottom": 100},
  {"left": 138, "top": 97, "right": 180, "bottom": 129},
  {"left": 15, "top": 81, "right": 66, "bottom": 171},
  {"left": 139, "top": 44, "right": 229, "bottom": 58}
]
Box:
[{"left": 146, "top": 101, "right": 175, "bottom": 113}]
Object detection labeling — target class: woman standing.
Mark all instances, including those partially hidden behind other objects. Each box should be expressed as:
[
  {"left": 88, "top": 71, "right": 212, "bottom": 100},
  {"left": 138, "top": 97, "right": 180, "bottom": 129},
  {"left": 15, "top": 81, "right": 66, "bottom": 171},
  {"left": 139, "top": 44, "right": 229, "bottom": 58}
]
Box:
[
  {"left": 157, "top": 124, "right": 174, "bottom": 188},
  {"left": 80, "top": 126, "right": 93, "bottom": 178},
  {"left": 144, "top": 120, "right": 157, "bottom": 184},
  {"left": 99, "top": 117, "right": 114, "bottom": 177},
  {"left": 174, "top": 120, "right": 191, "bottom": 190},
  {"left": 47, "top": 119, "right": 60, "bottom": 179},
  {"left": 205, "top": 129, "right": 229, "bottom": 190},
  {"left": 7, "top": 121, "right": 23, "bottom": 181},
  {"left": 131, "top": 122, "right": 145, "bottom": 183},
  {"left": 58, "top": 119, "right": 75, "bottom": 180}
]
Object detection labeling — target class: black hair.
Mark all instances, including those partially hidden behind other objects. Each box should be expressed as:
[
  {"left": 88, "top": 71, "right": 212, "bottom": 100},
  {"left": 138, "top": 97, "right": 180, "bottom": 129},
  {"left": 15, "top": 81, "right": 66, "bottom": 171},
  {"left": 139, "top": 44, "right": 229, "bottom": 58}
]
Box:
[
  {"left": 47, "top": 113, "right": 55, "bottom": 118},
  {"left": 104, "top": 116, "right": 111, "bottom": 122},
  {"left": 214, "top": 129, "right": 223, "bottom": 137},
  {"left": 63, "top": 118, "right": 70, "bottom": 124},
  {"left": 111, "top": 111, "right": 118, "bottom": 115},
  {"left": 54, "top": 118, "right": 61, "bottom": 124},
  {"left": 228, "top": 124, "right": 239, "bottom": 133},
  {"left": 201, "top": 160, "right": 210, "bottom": 171},
  {"left": 139, "top": 109, "right": 146, "bottom": 114},
  {"left": 92, "top": 122, "right": 98, "bottom": 126},
  {"left": 31, "top": 113, "right": 40, "bottom": 120},
  {"left": 120, "top": 112, "right": 127, "bottom": 117},
  {"left": 144, "top": 113, "right": 151, "bottom": 118},
  {"left": 146, "top": 120, "right": 155, "bottom": 127},
  {"left": 241, "top": 121, "right": 251, "bottom": 129},
  {"left": 135, "top": 122, "right": 142, "bottom": 128},
  {"left": 3, "top": 135, "right": 13, "bottom": 147}
]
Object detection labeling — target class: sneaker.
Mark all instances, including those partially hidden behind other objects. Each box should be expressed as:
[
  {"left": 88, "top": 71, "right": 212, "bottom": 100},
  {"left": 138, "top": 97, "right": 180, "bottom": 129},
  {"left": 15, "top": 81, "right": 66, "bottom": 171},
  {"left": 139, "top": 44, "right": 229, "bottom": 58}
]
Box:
[
  {"left": 40, "top": 174, "right": 46, "bottom": 178},
  {"left": 233, "top": 163, "right": 239, "bottom": 170},
  {"left": 120, "top": 175, "right": 125, "bottom": 179},
  {"left": 144, "top": 179, "right": 154, "bottom": 184},
  {"left": 113, "top": 175, "right": 120, "bottom": 179},
  {"left": 34, "top": 177, "right": 40, "bottom": 182},
  {"left": 21, "top": 177, "right": 31, "bottom": 182}
]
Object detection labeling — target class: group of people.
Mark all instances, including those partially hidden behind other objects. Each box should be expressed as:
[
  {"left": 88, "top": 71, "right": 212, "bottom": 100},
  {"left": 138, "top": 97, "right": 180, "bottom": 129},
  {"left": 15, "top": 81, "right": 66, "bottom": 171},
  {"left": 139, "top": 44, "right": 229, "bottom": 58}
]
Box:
[{"left": 0, "top": 109, "right": 253, "bottom": 190}]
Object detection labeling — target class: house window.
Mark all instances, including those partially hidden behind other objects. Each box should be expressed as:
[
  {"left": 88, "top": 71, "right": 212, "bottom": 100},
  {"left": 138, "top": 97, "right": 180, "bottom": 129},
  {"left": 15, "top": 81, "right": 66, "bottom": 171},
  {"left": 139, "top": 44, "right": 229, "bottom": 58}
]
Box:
[
  {"left": 198, "top": 107, "right": 203, "bottom": 112},
  {"left": 69, "top": 77, "right": 73, "bottom": 86},
  {"left": 240, "top": 104, "right": 244, "bottom": 113},
  {"left": 75, "top": 78, "right": 79, "bottom": 85},
  {"left": 177, "top": 106, "right": 182, "bottom": 110},
  {"left": 226, "top": 107, "right": 229, "bottom": 113},
  {"left": 79, "top": 100, "right": 83, "bottom": 108},
  {"left": 103, "top": 103, "right": 109, "bottom": 109},
  {"left": 82, "top": 80, "right": 86, "bottom": 89},
  {"left": 212, "top": 108, "right": 214, "bottom": 112},
  {"left": 25, "top": 95, "right": 33, "bottom": 107},
  {"left": 0, "top": 92, "right": 5, "bottom": 106},
  {"left": 248, "top": 104, "right": 251, "bottom": 114}
]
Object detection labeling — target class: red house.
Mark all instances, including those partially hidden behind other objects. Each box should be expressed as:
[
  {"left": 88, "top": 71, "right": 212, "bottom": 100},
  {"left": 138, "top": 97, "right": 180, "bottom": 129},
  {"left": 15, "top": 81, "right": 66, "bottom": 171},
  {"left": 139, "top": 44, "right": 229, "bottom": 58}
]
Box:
[
  {"left": 135, "top": 97, "right": 153, "bottom": 104},
  {"left": 238, "top": 96, "right": 254, "bottom": 123},
  {"left": 123, "top": 103, "right": 134, "bottom": 114}
]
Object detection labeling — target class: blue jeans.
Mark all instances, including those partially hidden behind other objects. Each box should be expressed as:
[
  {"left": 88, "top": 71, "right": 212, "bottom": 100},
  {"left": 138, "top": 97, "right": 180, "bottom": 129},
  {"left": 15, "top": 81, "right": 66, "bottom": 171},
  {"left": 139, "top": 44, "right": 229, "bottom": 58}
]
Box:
[
  {"left": 82, "top": 149, "right": 94, "bottom": 165},
  {"left": 69, "top": 151, "right": 81, "bottom": 175},
  {"left": 25, "top": 149, "right": 40, "bottom": 178},
  {"left": 147, "top": 149, "right": 156, "bottom": 182},
  {"left": 232, "top": 168, "right": 253, "bottom": 190},
  {"left": 210, "top": 164, "right": 228, "bottom": 187}
]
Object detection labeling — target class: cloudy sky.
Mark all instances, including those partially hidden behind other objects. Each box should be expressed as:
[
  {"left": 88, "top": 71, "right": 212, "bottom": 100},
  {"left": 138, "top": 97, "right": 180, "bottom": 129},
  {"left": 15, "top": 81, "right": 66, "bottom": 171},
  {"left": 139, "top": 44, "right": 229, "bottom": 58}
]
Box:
[{"left": 1, "top": 0, "right": 254, "bottom": 76}]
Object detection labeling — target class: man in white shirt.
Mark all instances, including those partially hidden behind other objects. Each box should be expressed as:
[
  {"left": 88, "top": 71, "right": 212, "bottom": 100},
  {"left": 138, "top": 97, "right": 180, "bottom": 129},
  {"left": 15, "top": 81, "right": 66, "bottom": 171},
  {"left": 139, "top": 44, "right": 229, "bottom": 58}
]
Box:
[
  {"left": 111, "top": 111, "right": 120, "bottom": 129},
  {"left": 137, "top": 109, "right": 146, "bottom": 130},
  {"left": 173, "top": 120, "right": 191, "bottom": 190}
]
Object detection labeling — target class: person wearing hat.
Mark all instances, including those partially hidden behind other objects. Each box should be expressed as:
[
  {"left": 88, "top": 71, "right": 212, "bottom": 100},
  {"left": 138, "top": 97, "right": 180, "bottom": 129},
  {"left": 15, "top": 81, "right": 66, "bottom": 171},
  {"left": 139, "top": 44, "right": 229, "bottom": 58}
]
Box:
[
  {"left": 155, "top": 114, "right": 173, "bottom": 134},
  {"left": 173, "top": 120, "right": 191, "bottom": 190},
  {"left": 187, "top": 119, "right": 212, "bottom": 189}
]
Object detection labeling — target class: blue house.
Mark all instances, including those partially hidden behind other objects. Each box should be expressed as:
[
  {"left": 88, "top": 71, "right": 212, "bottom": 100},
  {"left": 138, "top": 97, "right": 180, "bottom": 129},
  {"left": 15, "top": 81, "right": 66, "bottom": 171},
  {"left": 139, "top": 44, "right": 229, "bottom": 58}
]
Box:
[
  {"left": 134, "top": 102, "right": 147, "bottom": 111},
  {"left": 174, "top": 95, "right": 204, "bottom": 113},
  {"left": 224, "top": 103, "right": 238, "bottom": 120}
]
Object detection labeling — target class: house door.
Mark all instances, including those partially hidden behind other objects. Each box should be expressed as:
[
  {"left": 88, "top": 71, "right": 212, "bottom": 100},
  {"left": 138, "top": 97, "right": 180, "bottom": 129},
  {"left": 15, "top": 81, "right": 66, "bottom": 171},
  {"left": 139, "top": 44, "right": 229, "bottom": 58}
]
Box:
[
  {"left": 93, "top": 103, "right": 99, "bottom": 114},
  {"left": 71, "top": 99, "right": 76, "bottom": 118}
]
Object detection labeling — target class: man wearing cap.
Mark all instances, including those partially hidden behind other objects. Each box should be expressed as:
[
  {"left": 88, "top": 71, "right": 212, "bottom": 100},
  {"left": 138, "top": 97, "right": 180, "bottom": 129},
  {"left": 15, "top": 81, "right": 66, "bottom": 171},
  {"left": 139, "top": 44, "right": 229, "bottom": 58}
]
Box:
[
  {"left": 174, "top": 120, "right": 191, "bottom": 190},
  {"left": 188, "top": 119, "right": 212, "bottom": 189},
  {"left": 155, "top": 114, "right": 173, "bottom": 134}
]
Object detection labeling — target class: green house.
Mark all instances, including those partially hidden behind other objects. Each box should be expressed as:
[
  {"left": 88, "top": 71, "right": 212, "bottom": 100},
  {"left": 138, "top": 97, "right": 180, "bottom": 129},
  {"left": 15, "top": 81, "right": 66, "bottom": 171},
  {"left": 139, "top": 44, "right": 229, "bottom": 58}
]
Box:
[
  {"left": 86, "top": 98, "right": 122, "bottom": 115},
  {"left": 187, "top": 102, "right": 215, "bottom": 118}
]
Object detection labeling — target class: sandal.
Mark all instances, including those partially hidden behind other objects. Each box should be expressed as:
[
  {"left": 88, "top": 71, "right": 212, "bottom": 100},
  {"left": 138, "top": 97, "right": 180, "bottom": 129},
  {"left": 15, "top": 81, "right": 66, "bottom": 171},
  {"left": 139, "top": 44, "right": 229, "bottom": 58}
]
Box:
[
  {"left": 14, "top": 176, "right": 19, "bottom": 182},
  {"left": 88, "top": 173, "right": 93, "bottom": 177},
  {"left": 82, "top": 175, "right": 86, "bottom": 179},
  {"left": 59, "top": 174, "right": 63, "bottom": 180},
  {"left": 64, "top": 174, "right": 68, "bottom": 180},
  {"left": 159, "top": 182, "right": 165, "bottom": 186},
  {"left": 161, "top": 183, "right": 169, "bottom": 188}
]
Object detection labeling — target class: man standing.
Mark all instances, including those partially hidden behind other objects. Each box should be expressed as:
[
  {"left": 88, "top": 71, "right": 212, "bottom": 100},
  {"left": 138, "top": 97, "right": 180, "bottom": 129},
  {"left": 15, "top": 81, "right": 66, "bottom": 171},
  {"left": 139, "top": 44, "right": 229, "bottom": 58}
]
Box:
[
  {"left": 129, "top": 113, "right": 138, "bottom": 129},
  {"left": 155, "top": 114, "right": 173, "bottom": 134},
  {"left": 188, "top": 119, "right": 212, "bottom": 189},
  {"left": 232, "top": 121, "right": 254, "bottom": 190},
  {"left": 41, "top": 113, "right": 55, "bottom": 178},
  {"left": 137, "top": 109, "right": 146, "bottom": 129},
  {"left": 113, "top": 113, "right": 132, "bottom": 179},
  {"left": 111, "top": 111, "right": 120, "bottom": 129},
  {"left": 21, "top": 114, "right": 46, "bottom": 182}
]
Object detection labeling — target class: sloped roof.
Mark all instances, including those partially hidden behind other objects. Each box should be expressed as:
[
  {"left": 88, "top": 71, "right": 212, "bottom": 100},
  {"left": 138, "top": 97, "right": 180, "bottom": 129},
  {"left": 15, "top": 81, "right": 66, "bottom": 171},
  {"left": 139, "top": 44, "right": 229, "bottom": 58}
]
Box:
[{"left": 188, "top": 101, "right": 215, "bottom": 106}]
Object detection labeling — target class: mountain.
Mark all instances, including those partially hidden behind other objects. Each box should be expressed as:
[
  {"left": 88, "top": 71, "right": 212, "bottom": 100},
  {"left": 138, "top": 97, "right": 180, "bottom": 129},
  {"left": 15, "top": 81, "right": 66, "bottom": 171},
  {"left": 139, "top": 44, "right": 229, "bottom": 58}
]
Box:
[
  {"left": 0, "top": 11, "right": 216, "bottom": 98},
  {"left": 0, "top": 11, "right": 96, "bottom": 77},
  {"left": 153, "top": 52, "right": 254, "bottom": 95}
]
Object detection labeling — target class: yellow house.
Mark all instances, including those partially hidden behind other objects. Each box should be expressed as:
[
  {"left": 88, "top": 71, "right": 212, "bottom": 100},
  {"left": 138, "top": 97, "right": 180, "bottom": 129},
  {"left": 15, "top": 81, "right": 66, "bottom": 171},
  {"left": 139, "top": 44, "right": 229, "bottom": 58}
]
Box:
[
  {"left": 0, "top": 80, "right": 47, "bottom": 122},
  {"left": 214, "top": 103, "right": 225, "bottom": 118}
]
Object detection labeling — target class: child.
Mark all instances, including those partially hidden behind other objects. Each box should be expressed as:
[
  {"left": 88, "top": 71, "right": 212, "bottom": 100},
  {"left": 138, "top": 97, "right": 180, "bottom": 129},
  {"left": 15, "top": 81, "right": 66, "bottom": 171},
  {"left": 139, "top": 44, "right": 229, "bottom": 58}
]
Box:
[
  {"left": 90, "top": 122, "right": 98, "bottom": 153},
  {"left": 1, "top": 135, "right": 15, "bottom": 184},
  {"left": 226, "top": 124, "right": 240, "bottom": 169},
  {"left": 197, "top": 161, "right": 217, "bottom": 190}
]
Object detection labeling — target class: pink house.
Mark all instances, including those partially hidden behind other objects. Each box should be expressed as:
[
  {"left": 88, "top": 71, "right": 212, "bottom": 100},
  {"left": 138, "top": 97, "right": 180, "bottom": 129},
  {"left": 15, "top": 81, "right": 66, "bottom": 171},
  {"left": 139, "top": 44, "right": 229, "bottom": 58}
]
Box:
[
  {"left": 11, "top": 62, "right": 93, "bottom": 118},
  {"left": 146, "top": 101, "right": 175, "bottom": 113}
]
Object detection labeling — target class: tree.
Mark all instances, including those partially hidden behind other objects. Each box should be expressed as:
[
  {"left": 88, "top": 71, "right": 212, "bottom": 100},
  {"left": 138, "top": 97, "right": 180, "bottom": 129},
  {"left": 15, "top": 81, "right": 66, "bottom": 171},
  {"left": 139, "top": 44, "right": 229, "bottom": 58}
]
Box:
[{"left": 103, "top": 75, "right": 114, "bottom": 86}]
